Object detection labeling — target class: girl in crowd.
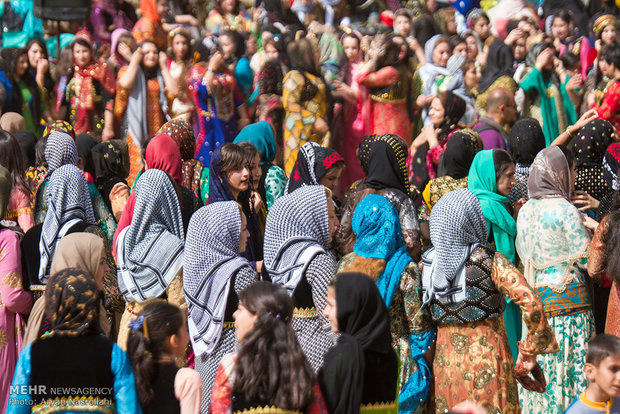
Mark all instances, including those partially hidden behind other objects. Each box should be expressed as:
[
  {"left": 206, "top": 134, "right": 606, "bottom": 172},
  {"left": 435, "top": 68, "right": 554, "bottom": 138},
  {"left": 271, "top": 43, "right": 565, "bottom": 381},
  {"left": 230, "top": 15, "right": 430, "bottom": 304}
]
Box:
[
  {"left": 256, "top": 58, "right": 285, "bottom": 166},
  {"left": 337, "top": 195, "right": 433, "bottom": 412},
  {"left": 115, "top": 169, "right": 186, "bottom": 349},
  {"left": 109, "top": 29, "right": 136, "bottom": 74},
  {"left": 423, "top": 188, "right": 558, "bottom": 413},
  {"left": 8, "top": 268, "right": 141, "bottom": 414},
  {"left": 285, "top": 141, "right": 345, "bottom": 196},
  {"left": 263, "top": 185, "right": 338, "bottom": 372},
  {"left": 132, "top": 0, "right": 167, "bottom": 49},
  {"left": 127, "top": 302, "right": 202, "bottom": 413},
  {"left": 422, "top": 129, "right": 483, "bottom": 210},
  {"left": 0, "top": 47, "right": 47, "bottom": 136},
  {"left": 210, "top": 282, "right": 326, "bottom": 413},
  {"left": 205, "top": 0, "right": 252, "bottom": 35},
  {"left": 60, "top": 30, "right": 116, "bottom": 140},
  {"left": 167, "top": 27, "right": 195, "bottom": 120},
  {"left": 516, "top": 145, "right": 597, "bottom": 412},
  {"left": 475, "top": 38, "right": 518, "bottom": 113},
  {"left": 282, "top": 38, "right": 330, "bottom": 175},
  {"left": 233, "top": 121, "right": 287, "bottom": 211},
  {"left": 550, "top": 10, "right": 591, "bottom": 79},
  {"left": 0, "top": 130, "right": 34, "bottom": 232},
  {"left": 0, "top": 166, "right": 32, "bottom": 413},
  {"left": 320, "top": 273, "right": 398, "bottom": 413},
  {"left": 25, "top": 38, "right": 55, "bottom": 106},
  {"left": 183, "top": 202, "right": 258, "bottom": 410},
  {"left": 115, "top": 39, "right": 174, "bottom": 186},
  {"left": 593, "top": 45, "right": 620, "bottom": 131},
  {"left": 91, "top": 140, "right": 131, "bottom": 220}
]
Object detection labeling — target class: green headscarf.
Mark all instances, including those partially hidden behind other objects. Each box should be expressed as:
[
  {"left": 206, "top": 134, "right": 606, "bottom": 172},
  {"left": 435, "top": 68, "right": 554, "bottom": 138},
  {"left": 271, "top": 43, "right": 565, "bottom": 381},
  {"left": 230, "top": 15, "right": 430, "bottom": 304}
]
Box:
[
  {"left": 0, "top": 164, "right": 12, "bottom": 218},
  {"left": 233, "top": 121, "right": 276, "bottom": 165},
  {"left": 467, "top": 150, "right": 517, "bottom": 263}
]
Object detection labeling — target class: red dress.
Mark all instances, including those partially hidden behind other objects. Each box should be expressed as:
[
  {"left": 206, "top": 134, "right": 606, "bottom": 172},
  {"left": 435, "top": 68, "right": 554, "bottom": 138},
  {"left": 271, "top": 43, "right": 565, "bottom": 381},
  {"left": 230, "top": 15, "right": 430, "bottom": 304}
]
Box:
[{"left": 594, "top": 79, "right": 620, "bottom": 132}]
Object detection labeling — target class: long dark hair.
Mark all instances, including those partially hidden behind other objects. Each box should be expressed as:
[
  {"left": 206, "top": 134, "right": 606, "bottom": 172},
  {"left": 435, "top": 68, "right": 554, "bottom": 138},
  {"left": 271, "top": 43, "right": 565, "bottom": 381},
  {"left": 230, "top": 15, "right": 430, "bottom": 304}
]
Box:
[
  {"left": 375, "top": 35, "right": 403, "bottom": 69},
  {"left": 0, "top": 47, "right": 42, "bottom": 126},
  {"left": 0, "top": 130, "right": 31, "bottom": 196},
  {"left": 492, "top": 149, "right": 514, "bottom": 180},
  {"left": 234, "top": 282, "right": 315, "bottom": 410},
  {"left": 126, "top": 302, "right": 185, "bottom": 407},
  {"left": 287, "top": 38, "right": 320, "bottom": 77}
]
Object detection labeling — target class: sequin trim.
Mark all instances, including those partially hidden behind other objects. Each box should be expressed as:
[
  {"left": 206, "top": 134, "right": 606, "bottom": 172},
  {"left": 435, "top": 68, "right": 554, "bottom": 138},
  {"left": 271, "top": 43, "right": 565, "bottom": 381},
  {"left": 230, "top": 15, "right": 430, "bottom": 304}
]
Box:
[{"left": 292, "top": 307, "right": 318, "bottom": 319}]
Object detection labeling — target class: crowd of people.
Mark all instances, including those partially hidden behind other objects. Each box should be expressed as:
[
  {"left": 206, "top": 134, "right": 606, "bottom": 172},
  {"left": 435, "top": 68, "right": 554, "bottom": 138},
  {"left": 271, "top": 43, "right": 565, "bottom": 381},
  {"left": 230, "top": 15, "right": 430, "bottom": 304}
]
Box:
[{"left": 3, "top": 0, "right": 620, "bottom": 412}]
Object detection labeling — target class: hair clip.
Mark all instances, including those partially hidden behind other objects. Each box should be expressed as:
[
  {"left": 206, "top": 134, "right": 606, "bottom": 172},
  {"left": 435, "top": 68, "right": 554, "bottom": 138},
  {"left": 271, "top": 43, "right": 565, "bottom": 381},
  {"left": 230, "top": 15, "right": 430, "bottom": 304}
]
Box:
[{"left": 128, "top": 315, "right": 150, "bottom": 340}]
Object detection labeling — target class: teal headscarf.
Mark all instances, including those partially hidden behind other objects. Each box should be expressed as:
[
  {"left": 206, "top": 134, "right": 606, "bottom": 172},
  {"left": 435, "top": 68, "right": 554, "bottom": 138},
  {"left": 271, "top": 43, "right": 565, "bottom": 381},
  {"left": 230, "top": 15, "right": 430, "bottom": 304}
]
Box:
[
  {"left": 467, "top": 150, "right": 517, "bottom": 263},
  {"left": 233, "top": 121, "right": 276, "bottom": 165}
]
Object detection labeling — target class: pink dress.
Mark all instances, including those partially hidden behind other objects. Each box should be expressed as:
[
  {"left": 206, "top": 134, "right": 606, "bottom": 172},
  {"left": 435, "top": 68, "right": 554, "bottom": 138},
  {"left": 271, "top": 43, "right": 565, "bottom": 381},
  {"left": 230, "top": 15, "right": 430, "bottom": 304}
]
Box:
[
  {"left": 0, "top": 227, "right": 33, "bottom": 412},
  {"left": 4, "top": 189, "right": 35, "bottom": 233},
  {"left": 340, "top": 59, "right": 366, "bottom": 193}
]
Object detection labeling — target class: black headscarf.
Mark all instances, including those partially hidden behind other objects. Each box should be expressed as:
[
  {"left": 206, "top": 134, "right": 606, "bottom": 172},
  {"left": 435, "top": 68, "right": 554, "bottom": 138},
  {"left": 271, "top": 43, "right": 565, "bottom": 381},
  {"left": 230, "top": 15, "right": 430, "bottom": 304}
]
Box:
[
  {"left": 437, "top": 91, "right": 466, "bottom": 141},
  {"left": 285, "top": 141, "right": 344, "bottom": 194},
  {"left": 508, "top": 118, "right": 546, "bottom": 165},
  {"left": 0, "top": 47, "right": 42, "bottom": 128},
  {"left": 360, "top": 134, "right": 411, "bottom": 196},
  {"left": 14, "top": 130, "right": 37, "bottom": 168},
  {"left": 91, "top": 140, "right": 131, "bottom": 208},
  {"left": 319, "top": 272, "right": 397, "bottom": 413},
  {"left": 478, "top": 39, "right": 516, "bottom": 94},
  {"left": 75, "top": 134, "right": 97, "bottom": 178},
  {"left": 440, "top": 129, "right": 483, "bottom": 179},
  {"left": 574, "top": 119, "right": 613, "bottom": 167}
]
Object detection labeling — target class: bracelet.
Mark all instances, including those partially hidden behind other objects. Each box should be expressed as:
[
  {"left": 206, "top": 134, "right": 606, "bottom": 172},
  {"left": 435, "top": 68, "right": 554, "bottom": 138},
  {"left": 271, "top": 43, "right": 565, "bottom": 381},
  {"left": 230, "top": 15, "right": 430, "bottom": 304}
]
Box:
[
  {"left": 566, "top": 126, "right": 574, "bottom": 137},
  {"left": 207, "top": 67, "right": 214, "bottom": 73}
]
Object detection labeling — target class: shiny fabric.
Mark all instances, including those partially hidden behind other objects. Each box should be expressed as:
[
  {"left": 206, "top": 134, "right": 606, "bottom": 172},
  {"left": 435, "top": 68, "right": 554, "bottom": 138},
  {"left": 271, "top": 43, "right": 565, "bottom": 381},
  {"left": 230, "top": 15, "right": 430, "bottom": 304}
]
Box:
[
  {"left": 508, "top": 118, "right": 546, "bottom": 166},
  {"left": 528, "top": 145, "right": 572, "bottom": 201}
]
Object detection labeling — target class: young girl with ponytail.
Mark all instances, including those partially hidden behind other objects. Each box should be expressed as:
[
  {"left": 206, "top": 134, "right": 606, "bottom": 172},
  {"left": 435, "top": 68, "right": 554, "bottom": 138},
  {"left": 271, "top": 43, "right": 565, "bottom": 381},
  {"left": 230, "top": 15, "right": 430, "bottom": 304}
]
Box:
[
  {"left": 127, "top": 302, "right": 202, "bottom": 414},
  {"left": 210, "top": 281, "right": 327, "bottom": 413}
]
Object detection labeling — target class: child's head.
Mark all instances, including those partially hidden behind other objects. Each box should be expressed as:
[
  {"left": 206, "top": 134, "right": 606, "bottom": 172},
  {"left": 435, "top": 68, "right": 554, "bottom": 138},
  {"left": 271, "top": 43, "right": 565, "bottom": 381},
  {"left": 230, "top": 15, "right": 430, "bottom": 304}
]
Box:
[
  {"left": 127, "top": 302, "right": 188, "bottom": 406},
  {"left": 217, "top": 143, "right": 250, "bottom": 197},
  {"left": 237, "top": 141, "right": 262, "bottom": 190},
  {"left": 467, "top": 9, "right": 490, "bottom": 40},
  {"left": 584, "top": 334, "right": 620, "bottom": 400}
]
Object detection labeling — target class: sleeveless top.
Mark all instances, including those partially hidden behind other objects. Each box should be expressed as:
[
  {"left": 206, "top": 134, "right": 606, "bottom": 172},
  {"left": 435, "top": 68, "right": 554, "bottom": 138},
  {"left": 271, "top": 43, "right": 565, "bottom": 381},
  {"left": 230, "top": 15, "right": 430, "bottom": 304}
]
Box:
[{"left": 430, "top": 246, "right": 506, "bottom": 324}]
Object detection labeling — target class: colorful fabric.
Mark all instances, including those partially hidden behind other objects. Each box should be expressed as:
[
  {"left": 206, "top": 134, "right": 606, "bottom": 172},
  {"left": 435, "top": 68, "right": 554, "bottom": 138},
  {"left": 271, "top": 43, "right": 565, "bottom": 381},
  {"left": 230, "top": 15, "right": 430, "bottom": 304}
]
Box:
[
  {"left": 144, "top": 134, "right": 183, "bottom": 185},
  {"left": 536, "top": 283, "right": 591, "bottom": 318},
  {"left": 360, "top": 134, "right": 411, "bottom": 195},
  {"left": 594, "top": 79, "right": 620, "bottom": 132},
  {"left": 603, "top": 142, "right": 620, "bottom": 190},
  {"left": 42, "top": 120, "right": 75, "bottom": 140}
]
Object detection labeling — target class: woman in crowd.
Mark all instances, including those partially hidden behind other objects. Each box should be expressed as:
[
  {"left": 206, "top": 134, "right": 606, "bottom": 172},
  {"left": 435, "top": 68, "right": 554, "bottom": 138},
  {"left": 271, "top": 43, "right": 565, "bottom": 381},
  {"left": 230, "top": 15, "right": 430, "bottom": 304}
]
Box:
[
  {"left": 0, "top": 131, "right": 34, "bottom": 232},
  {"left": 423, "top": 188, "right": 559, "bottom": 413},
  {"left": 25, "top": 38, "right": 55, "bottom": 108},
  {"left": 115, "top": 169, "right": 186, "bottom": 349},
  {"left": 233, "top": 121, "right": 287, "bottom": 211},
  {"left": 132, "top": 0, "right": 167, "bottom": 49},
  {"left": 109, "top": 29, "right": 136, "bottom": 74},
  {"left": 320, "top": 273, "right": 398, "bottom": 413},
  {"left": 167, "top": 27, "right": 195, "bottom": 120},
  {"left": 507, "top": 118, "right": 546, "bottom": 208},
  {"left": 337, "top": 195, "right": 434, "bottom": 412},
  {"left": 91, "top": 140, "right": 131, "bottom": 220},
  {"left": 90, "top": 0, "right": 137, "bottom": 46},
  {"left": 475, "top": 38, "right": 518, "bottom": 113},
  {"left": 263, "top": 185, "right": 338, "bottom": 372},
  {"left": 550, "top": 10, "right": 591, "bottom": 79},
  {"left": 0, "top": 47, "right": 47, "bottom": 137},
  {"left": 183, "top": 201, "right": 258, "bottom": 410},
  {"left": 516, "top": 145, "right": 597, "bottom": 412},
  {"left": 8, "top": 268, "right": 141, "bottom": 414},
  {"left": 256, "top": 58, "right": 285, "bottom": 166},
  {"left": 127, "top": 302, "right": 202, "bottom": 413},
  {"left": 60, "top": 30, "right": 116, "bottom": 140},
  {"left": 592, "top": 45, "right": 620, "bottom": 132},
  {"left": 282, "top": 38, "right": 330, "bottom": 175},
  {"left": 115, "top": 39, "right": 175, "bottom": 186},
  {"left": 210, "top": 282, "right": 326, "bottom": 413},
  {"left": 285, "top": 141, "right": 345, "bottom": 196},
  {"left": 0, "top": 166, "right": 32, "bottom": 413},
  {"left": 422, "top": 128, "right": 483, "bottom": 210},
  {"left": 205, "top": 0, "right": 252, "bottom": 35}
]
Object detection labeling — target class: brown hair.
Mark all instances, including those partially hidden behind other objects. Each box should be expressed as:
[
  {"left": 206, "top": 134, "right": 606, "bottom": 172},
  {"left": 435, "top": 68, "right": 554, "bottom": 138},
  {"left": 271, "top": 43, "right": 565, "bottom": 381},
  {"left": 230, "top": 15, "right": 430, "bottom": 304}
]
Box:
[{"left": 217, "top": 143, "right": 247, "bottom": 174}]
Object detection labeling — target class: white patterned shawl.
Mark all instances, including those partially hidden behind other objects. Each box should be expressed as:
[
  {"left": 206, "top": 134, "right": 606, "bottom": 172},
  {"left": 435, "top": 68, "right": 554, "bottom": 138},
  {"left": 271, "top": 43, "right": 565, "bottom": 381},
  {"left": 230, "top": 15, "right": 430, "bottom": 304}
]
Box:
[{"left": 44, "top": 131, "right": 78, "bottom": 174}]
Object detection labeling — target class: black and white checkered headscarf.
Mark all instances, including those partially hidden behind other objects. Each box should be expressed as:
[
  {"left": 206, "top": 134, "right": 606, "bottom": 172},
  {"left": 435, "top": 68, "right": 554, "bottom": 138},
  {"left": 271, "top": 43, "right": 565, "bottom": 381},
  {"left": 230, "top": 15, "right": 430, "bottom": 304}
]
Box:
[
  {"left": 116, "top": 169, "right": 184, "bottom": 303},
  {"left": 44, "top": 131, "right": 78, "bottom": 175},
  {"left": 183, "top": 201, "right": 250, "bottom": 356},
  {"left": 422, "top": 188, "right": 487, "bottom": 304},
  {"left": 264, "top": 185, "right": 330, "bottom": 294},
  {"left": 39, "top": 164, "right": 95, "bottom": 283}
]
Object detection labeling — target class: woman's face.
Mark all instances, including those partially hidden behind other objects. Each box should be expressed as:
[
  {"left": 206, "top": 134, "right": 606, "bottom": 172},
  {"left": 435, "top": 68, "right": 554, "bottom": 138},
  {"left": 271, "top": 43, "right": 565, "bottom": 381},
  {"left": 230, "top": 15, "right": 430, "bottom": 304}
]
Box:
[
  {"left": 445, "top": 12, "right": 457, "bottom": 35},
  {"left": 227, "top": 164, "right": 250, "bottom": 197},
  {"left": 265, "top": 43, "right": 279, "bottom": 60},
  {"left": 239, "top": 212, "right": 249, "bottom": 253},
  {"left": 394, "top": 15, "right": 411, "bottom": 36},
  {"left": 465, "top": 35, "right": 478, "bottom": 59},
  {"left": 141, "top": 42, "right": 159, "bottom": 68},
  {"left": 327, "top": 197, "right": 339, "bottom": 244},
  {"left": 171, "top": 323, "right": 190, "bottom": 356},
  {"left": 552, "top": 17, "right": 570, "bottom": 40},
  {"left": 28, "top": 42, "right": 44, "bottom": 67},
  {"left": 318, "top": 165, "right": 342, "bottom": 194},
  {"left": 234, "top": 300, "right": 258, "bottom": 341},
  {"left": 496, "top": 163, "right": 516, "bottom": 196},
  {"left": 428, "top": 97, "right": 445, "bottom": 127},
  {"left": 602, "top": 25, "right": 617, "bottom": 46},
  {"left": 453, "top": 42, "right": 467, "bottom": 57},
  {"left": 323, "top": 286, "right": 338, "bottom": 333},
  {"left": 464, "top": 66, "right": 479, "bottom": 92},
  {"left": 220, "top": 34, "right": 235, "bottom": 60},
  {"left": 222, "top": 0, "right": 236, "bottom": 14},
  {"left": 342, "top": 36, "right": 360, "bottom": 63},
  {"left": 246, "top": 34, "right": 258, "bottom": 56},
  {"left": 156, "top": 0, "right": 169, "bottom": 16},
  {"left": 248, "top": 153, "right": 261, "bottom": 189},
  {"left": 172, "top": 34, "right": 189, "bottom": 61},
  {"left": 432, "top": 40, "right": 450, "bottom": 67},
  {"left": 15, "top": 54, "right": 29, "bottom": 79},
  {"left": 472, "top": 18, "right": 490, "bottom": 40},
  {"left": 512, "top": 37, "right": 526, "bottom": 61},
  {"left": 73, "top": 43, "right": 92, "bottom": 68},
  {"left": 95, "top": 248, "right": 108, "bottom": 289},
  {"left": 600, "top": 58, "right": 609, "bottom": 76}
]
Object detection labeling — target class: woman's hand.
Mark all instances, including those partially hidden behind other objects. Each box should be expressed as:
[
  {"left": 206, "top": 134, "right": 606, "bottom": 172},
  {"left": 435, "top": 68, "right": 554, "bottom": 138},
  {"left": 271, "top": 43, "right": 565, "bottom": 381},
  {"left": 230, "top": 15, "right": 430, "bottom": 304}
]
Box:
[
  {"left": 535, "top": 48, "right": 554, "bottom": 72},
  {"left": 118, "top": 42, "right": 133, "bottom": 63},
  {"left": 516, "top": 352, "right": 537, "bottom": 373},
  {"left": 514, "top": 198, "right": 526, "bottom": 218},
  {"left": 583, "top": 215, "right": 600, "bottom": 231},
  {"left": 102, "top": 125, "right": 115, "bottom": 142},
  {"left": 572, "top": 108, "right": 599, "bottom": 132},
  {"left": 415, "top": 94, "right": 435, "bottom": 109},
  {"left": 208, "top": 51, "right": 224, "bottom": 72},
  {"left": 159, "top": 51, "right": 168, "bottom": 69},
  {"left": 573, "top": 190, "right": 600, "bottom": 211},
  {"left": 36, "top": 57, "right": 49, "bottom": 77},
  {"left": 314, "top": 117, "right": 329, "bottom": 134},
  {"left": 566, "top": 74, "right": 583, "bottom": 91}
]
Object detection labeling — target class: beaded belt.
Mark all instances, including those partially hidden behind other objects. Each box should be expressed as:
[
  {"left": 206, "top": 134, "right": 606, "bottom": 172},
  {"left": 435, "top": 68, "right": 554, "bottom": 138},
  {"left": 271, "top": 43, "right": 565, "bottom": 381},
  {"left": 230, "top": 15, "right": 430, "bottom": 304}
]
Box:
[
  {"left": 223, "top": 321, "right": 236, "bottom": 329},
  {"left": 292, "top": 307, "right": 318, "bottom": 319}
]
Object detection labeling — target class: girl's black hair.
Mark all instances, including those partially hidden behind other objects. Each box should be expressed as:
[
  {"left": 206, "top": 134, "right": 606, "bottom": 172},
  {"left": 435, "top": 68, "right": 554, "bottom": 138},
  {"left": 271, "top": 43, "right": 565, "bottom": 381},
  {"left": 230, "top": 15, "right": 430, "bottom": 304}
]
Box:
[
  {"left": 375, "top": 35, "right": 404, "bottom": 69},
  {"left": 449, "top": 34, "right": 465, "bottom": 50},
  {"left": 604, "top": 44, "right": 620, "bottom": 69},
  {"left": 492, "top": 149, "right": 514, "bottom": 181},
  {"left": 126, "top": 302, "right": 185, "bottom": 407},
  {"left": 35, "top": 136, "right": 47, "bottom": 168},
  {"left": 234, "top": 282, "right": 315, "bottom": 410},
  {"left": 557, "top": 145, "right": 575, "bottom": 169},
  {"left": 0, "top": 130, "right": 31, "bottom": 196},
  {"left": 560, "top": 52, "right": 580, "bottom": 70},
  {"left": 221, "top": 29, "right": 246, "bottom": 60}
]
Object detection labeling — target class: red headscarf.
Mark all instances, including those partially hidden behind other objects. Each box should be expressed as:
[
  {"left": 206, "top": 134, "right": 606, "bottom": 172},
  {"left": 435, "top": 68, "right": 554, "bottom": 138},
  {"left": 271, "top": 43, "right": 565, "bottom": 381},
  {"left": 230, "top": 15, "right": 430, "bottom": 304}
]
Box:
[{"left": 145, "top": 134, "right": 183, "bottom": 185}]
